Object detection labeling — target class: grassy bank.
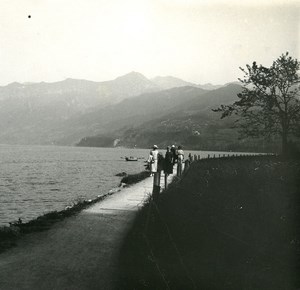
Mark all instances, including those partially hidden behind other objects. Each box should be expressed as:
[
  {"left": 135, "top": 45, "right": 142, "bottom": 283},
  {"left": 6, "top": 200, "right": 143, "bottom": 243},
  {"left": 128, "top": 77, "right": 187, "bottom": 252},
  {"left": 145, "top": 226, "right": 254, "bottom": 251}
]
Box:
[
  {"left": 0, "top": 171, "right": 150, "bottom": 254},
  {"left": 117, "top": 156, "right": 300, "bottom": 289}
]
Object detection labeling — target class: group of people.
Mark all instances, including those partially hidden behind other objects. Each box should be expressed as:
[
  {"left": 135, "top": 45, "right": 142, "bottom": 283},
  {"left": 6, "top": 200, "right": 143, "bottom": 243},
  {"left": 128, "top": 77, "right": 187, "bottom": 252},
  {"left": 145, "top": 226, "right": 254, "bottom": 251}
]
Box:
[{"left": 146, "top": 144, "right": 185, "bottom": 177}]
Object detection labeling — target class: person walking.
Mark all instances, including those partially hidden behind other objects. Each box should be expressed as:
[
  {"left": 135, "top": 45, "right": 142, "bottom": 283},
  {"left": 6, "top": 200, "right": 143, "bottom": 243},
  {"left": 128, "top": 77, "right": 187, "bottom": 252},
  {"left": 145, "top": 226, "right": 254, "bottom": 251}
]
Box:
[
  {"left": 164, "top": 146, "right": 173, "bottom": 188},
  {"left": 148, "top": 145, "right": 161, "bottom": 198},
  {"left": 184, "top": 157, "right": 191, "bottom": 174},
  {"left": 147, "top": 145, "right": 159, "bottom": 175},
  {"left": 188, "top": 153, "right": 193, "bottom": 162},
  {"left": 177, "top": 145, "right": 184, "bottom": 177},
  {"left": 171, "top": 145, "right": 177, "bottom": 165},
  {"left": 164, "top": 146, "right": 173, "bottom": 175}
]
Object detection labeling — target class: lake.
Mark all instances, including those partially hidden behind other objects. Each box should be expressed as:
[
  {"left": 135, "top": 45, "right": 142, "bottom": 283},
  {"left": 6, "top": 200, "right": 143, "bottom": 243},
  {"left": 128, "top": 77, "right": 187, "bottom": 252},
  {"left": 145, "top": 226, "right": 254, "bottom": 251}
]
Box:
[
  {"left": 0, "top": 145, "right": 149, "bottom": 226},
  {"left": 0, "top": 145, "right": 243, "bottom": 226}
]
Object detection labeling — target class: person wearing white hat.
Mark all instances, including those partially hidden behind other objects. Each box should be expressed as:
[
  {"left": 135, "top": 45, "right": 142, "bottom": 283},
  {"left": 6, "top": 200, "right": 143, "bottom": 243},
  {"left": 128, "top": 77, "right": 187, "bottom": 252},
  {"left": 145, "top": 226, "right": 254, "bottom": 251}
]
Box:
[
  {"left": 150, "top": 145, "right": 162, "bottom": 197},
  {"left": 147, "top": 145, "right": 159, "bottom": 175}
]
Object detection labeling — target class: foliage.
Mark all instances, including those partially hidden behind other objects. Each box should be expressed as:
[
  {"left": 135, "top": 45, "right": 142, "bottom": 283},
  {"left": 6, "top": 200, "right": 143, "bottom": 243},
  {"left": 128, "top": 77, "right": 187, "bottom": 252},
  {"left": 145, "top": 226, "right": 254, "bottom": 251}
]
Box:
[
  {"left": 214, "top": 52, "right": 300, "bottom": 154},
  {"left": 117, "top": 157, "right": 300, "bottom": 289}
]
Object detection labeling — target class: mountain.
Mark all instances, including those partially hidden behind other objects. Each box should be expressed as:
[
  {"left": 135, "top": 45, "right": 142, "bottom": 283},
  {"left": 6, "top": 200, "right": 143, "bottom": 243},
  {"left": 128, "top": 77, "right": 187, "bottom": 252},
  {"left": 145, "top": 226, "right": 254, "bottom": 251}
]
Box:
[
  {"left": 0, "top": 72, "right": 162, "bottom": 145},
  {"left": 57, "top": 86, "right": 208, "bottom": 145},
  {"left": 78, "top": 83, "right": 272, "bottom": 152},
  {"left": 0, "top": 72, "right": 245, "bottom": 148},
  {"left": 151, "top": 76, "right": 225, "bottom": 91},
  {"left": 184, "top": 83, "right": 243, "bottom": 111},
  {"left": 96, "top": 71, "right": 160, "bottom": 104},
  {"left": 77, "top": 84, "right": 249, "bottom": 150},
  {"left": 197, "top": 83, "right": 224, "bottom": 90},
  {"left": 0, "top": 72, "right": 160, "bottom": 110},
  {"left": 151, "top": 76, "right": 197, "bottom": 90}
]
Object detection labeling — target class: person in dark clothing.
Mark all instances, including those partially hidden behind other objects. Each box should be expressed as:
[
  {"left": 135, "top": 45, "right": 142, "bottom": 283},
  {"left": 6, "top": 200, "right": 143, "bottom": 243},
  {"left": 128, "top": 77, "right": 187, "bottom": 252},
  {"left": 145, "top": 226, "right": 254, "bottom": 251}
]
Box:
[
  {"left": 153, "top": 152, "right": 164, "bottom": 198},
  {"left": 164, "top": 146, "right": 173, "bottom": 175},
  {"left": 171, "top": 145, "right": 177, "bottom": 165},
  {"left": 157, "top": 152, "right": 165, "bottom": 172}
]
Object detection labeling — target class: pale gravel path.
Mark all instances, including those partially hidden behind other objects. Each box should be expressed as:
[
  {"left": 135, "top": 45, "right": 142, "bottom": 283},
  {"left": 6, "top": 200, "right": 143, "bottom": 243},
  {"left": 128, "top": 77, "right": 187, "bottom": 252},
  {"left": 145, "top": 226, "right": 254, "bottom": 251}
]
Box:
[{"left": 0, "top": 173, "right": 174, "bottom": 290}]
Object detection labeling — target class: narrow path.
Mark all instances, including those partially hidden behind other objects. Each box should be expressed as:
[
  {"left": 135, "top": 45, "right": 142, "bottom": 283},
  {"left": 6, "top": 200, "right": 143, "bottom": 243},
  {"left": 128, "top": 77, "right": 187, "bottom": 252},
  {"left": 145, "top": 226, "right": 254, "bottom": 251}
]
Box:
[{"left": 0, "top": 173, "right": 173, "bottom": 290}]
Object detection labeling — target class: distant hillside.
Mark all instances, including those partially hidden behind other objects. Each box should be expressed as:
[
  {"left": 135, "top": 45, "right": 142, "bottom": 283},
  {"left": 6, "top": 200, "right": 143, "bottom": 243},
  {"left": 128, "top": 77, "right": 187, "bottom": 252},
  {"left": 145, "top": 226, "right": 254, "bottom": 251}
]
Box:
[
  {"left": 0, "top": 72, "right": 243, "bottom": 148},
  {"left": 0, "top": 72, "right": 203, "bottom": 145},
  {"left": 150, "top": 76, "right": 224, "bottom": 91},
  {"left": 78, "top": 83, "right": 275, "bottom": 152},
  {"left": 0, "top": 72, "right": 160, "bottom": 113},
  {"left": 72, "top": 86, "right": 207, "bottom": 146},
  {"left": 197, "top": 83, "right": 224, "bottom": 90},
  {"left": 151, "top": 76, "right": 197, "bottom": 90},
  {"left": 116, "top": 84, "right": 244, "bottom": 149},
  {"left": 77, "top": 84, "right": 254, "bottom": 150}
]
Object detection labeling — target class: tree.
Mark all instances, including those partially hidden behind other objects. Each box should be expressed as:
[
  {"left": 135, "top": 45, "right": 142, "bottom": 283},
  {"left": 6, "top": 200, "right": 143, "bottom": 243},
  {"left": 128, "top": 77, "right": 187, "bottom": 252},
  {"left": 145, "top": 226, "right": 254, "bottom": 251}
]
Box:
[{"left": 214, "top": 52, "right": 300, "bottom": 155}]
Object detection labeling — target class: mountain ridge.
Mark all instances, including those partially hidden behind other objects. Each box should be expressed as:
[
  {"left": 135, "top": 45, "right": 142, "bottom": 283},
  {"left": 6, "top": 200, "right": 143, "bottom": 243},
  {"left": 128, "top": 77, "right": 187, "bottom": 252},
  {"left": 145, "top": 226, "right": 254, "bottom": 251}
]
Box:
[
  {"left": 0, "top": 72, "right": 238, "bottom": 147},
  {"left": 77, "top": 84, "right": 249, "bottom": 150}
]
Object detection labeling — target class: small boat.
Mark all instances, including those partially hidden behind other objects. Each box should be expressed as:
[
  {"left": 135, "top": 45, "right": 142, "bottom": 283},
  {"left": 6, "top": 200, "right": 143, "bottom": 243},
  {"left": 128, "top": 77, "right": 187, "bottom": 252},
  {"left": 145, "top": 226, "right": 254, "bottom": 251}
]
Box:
[{"left": 125, "top": 156, "right": 138, "bottom": 161}]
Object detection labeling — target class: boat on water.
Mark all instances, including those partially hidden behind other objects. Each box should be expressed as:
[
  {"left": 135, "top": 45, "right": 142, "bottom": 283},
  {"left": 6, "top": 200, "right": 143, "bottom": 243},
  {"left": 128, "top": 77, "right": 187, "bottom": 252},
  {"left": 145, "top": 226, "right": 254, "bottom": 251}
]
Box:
[{"left": 125, "top": 156, "right": 138, "bottom": 161}]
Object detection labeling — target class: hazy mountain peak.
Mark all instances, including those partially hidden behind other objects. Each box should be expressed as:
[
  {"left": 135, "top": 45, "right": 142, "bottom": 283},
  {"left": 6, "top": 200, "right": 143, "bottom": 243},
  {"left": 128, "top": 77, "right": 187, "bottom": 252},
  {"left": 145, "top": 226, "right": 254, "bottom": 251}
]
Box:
[
  {"left": 5, "top": 81, "right": 22, "bottom": 88},
  {"left": 64, "top": 78, "right": 79, "bottom": 82},
  {"left": 152, "top": 75, "right": 187, "bottom": 82},
  {"left": 114, "top": 71, "right": 149, "bottom": 82},
  {"left": 151, "top": 75, "right": 197, "bottom": 90},
  {"left": 59, "top": 78, "right": 98, "bottom": 84},
  {"left": 225, "top": 81, "right": 241, "bottom": 86},
  {"left": 197, "top": 83, "right": 224, "bottom": 90}
]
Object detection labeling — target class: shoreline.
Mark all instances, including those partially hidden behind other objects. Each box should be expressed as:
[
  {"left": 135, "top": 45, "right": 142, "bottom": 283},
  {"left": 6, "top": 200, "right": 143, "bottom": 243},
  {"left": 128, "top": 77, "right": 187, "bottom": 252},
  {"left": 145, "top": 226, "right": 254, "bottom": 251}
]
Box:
[
  {"left": 0, "top": 170, "right": 150, "bottom": 254},
  {"left": 0, "top": 174, "right": 156, "bottom": 290},
  {"left": 1, "top": 155, "right": 296, "bottom": 289}
]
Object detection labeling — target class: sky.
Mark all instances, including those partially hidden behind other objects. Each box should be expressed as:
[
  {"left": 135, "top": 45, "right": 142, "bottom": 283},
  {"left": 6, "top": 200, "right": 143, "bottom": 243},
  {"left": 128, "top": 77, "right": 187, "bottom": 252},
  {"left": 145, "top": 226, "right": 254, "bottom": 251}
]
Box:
[{"left": 0, "top": 0, "right": 299, "bottom": 86}]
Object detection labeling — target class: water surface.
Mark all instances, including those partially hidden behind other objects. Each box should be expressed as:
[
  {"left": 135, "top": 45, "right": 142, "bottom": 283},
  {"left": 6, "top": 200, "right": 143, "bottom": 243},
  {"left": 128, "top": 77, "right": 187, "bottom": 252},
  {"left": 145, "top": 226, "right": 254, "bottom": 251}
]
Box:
[{"left": 0, "top": 145, "right": 245, "bottom": 226}]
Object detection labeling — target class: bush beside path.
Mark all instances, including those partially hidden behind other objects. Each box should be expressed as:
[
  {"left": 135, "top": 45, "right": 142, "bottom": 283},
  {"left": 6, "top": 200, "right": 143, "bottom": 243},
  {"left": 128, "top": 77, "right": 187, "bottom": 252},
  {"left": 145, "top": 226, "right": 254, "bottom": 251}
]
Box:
[{"left": 117, "top": 156, "right": 300, "bottom": 289}]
